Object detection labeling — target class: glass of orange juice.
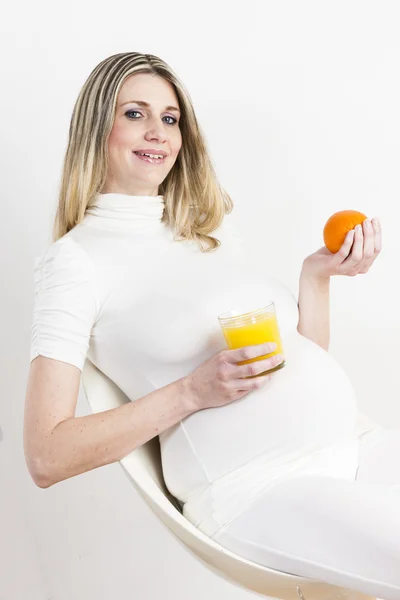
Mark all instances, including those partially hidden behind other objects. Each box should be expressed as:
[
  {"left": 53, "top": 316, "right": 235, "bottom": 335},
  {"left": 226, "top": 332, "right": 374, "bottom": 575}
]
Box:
[{"left": 218, "top": 302, "right": 285, "bottom": 377}]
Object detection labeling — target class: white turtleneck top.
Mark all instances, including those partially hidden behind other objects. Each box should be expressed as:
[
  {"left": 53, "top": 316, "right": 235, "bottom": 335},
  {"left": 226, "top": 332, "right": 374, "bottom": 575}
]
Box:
[{"left": 30, "top": 193, "right": 371, "bottom": 536}]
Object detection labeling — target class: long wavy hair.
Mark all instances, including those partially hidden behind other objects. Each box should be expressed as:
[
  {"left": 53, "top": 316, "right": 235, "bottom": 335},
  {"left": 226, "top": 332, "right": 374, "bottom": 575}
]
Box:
[{"left": 53, "top": 52, "right": 233, "bottom": 252}]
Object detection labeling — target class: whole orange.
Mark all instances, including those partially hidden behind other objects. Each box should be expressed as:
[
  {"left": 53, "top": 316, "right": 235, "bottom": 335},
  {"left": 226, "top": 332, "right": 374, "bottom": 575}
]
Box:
[{"left": 323, "top": 210, "right": 368, "bottom": 253}]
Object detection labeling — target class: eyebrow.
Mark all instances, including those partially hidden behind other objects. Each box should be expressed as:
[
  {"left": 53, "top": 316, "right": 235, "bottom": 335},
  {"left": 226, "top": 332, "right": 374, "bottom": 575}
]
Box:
[{"left": 120, "top": 100, "right": 181, "bottom": 114}]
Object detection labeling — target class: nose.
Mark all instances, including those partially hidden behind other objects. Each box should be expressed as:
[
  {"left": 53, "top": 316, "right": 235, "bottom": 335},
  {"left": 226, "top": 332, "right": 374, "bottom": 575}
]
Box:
[{"left": 144, "top": 117, "right": 168, "bottom": 143}]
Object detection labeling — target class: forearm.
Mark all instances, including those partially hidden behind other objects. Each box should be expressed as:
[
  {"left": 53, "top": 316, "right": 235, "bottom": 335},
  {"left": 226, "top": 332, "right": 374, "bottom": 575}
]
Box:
[
  {"left": 42, "top": 377, "right": 196, "bottom": 487},
  {"left": 297, "top": 268, "right": 331, "bottom": 351}
]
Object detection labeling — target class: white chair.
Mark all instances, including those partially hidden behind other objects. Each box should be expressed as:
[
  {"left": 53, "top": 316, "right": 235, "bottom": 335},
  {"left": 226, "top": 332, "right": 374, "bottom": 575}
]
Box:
[{"left": 81, "top": 359, "right": 376, "bottom": 600}]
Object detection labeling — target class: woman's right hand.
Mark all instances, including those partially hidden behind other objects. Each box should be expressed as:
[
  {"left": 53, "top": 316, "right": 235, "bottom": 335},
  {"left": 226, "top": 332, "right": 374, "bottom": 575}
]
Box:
[{"left": 184, "top": 343, "right": 285, "bottom": 411}]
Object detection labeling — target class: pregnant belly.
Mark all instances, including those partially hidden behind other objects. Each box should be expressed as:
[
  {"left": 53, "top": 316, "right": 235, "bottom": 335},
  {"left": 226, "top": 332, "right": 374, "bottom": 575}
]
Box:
[{"left": 164, "top": 331, "right": 358, "bottom": 484}]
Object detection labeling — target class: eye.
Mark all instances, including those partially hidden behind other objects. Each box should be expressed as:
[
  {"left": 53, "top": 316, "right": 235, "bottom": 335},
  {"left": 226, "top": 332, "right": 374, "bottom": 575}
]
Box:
[
  {"left": 125, "top": 110, "right": 142, "bottom": 119},
  {"left": 125, "top": 110, "right": 178, "bottom": 125},
  {"left": 164, "top": 115, "right": 178, "bottom": 125}
]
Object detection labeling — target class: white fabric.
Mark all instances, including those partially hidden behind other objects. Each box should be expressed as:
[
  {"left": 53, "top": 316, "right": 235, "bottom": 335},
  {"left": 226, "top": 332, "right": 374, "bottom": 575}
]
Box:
[
  {"left": 30, "top": 192, "right": 399, "bottom": 598},
  {"left": 213, "top": 428, "right": 400, "bottom": 600}
]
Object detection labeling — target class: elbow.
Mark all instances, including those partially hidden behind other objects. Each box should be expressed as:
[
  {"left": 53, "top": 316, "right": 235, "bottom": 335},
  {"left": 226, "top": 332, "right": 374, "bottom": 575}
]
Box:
[
  {"left": 24, "top": 429, "right": 62, "bottom": 488},
  {"left": 34, "top": 473, "right": 54, "bottom": 489},
  {"left": 26, "top": 455, "right": 56, "bottom": 489}
]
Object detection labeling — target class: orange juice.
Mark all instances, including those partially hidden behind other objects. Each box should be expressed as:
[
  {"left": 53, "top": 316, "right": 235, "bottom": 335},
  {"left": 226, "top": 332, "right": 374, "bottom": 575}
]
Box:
[{"left": 218, "top": 303, "right": 285, "bottom": 375}]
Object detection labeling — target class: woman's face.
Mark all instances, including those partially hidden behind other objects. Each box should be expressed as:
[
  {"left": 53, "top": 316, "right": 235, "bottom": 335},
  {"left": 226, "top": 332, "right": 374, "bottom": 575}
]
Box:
[{"left": 103, "top": 73, "right": 182, "bottom": 196}]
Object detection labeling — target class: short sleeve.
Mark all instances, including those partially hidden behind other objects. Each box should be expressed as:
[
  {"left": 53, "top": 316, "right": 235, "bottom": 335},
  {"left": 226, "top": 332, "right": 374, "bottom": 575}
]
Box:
[{"left": 30, "top": 235, "right": 98, "bottom": 371}]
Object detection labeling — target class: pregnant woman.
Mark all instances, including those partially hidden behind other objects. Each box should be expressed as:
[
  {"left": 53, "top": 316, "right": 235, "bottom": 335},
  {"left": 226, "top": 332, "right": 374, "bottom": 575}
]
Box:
[{"left": 24, "top": 52, "right": 400, "bottom": 600}]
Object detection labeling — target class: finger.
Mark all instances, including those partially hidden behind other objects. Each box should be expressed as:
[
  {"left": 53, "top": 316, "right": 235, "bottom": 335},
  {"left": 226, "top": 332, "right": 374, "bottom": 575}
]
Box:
[
  {"left": 362, "top": 219, "right": 375, "bottom": 257},
  {"left": 234, "top": 353, "right": 285, "bottom": 379},
  {"left": 358, "top": 216, "right": 382, "bottom": 274},
  {"left": 340, "top": 223, "right": 364, "bottom": 270},
  {"left": 225, "top": 342, "right": 277, "bottom": 364},
  {"left": 335, "top": 229, "right": 355, "bottom": 263},
  {"left": 234, "top": 372, "right": 272, "bottom": 393},
  {"left": 358, "top": 218, "right": 375, "bottom": 272},
  {"left": 372, "top": 217, "right": 382, "bottom": 253}
]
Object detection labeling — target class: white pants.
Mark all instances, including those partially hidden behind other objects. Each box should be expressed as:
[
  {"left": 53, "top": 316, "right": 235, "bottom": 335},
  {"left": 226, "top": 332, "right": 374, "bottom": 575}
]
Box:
[{"left": 211, "top": 428, "right": 400, "bottom": 600}]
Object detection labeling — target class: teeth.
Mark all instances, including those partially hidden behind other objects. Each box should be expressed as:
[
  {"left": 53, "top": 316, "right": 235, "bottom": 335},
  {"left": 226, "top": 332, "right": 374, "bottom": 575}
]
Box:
[{"left": 137, "top": 152, "right": 164, "bottom": 159}]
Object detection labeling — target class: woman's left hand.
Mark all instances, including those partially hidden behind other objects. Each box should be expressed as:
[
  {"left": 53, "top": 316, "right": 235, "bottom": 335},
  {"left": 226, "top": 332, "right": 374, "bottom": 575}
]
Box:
[{"left": 301, "top": 217, "right": 382, "bottom": 280}]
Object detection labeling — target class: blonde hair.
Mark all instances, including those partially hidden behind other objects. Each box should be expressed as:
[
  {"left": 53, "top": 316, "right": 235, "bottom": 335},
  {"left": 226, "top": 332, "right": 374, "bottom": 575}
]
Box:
[{"left": 53, "top": 52, "right": 233, "bottom": 252}]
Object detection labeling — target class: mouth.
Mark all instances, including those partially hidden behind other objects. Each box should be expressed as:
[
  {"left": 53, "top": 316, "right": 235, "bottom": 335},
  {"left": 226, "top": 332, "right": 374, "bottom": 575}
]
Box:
[{"left": 133, "top": 151, "right": 167, "bottom": 165}]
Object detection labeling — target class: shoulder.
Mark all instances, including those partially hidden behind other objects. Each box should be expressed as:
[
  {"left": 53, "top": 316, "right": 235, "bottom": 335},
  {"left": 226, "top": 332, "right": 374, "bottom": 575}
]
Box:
[
  {"left": 220, "top": 212, "right": 241, "bottom": 236},
  {"left": 212, "top": 212, "right": 247, "bottom": 259},
  {"left": 31, "top": 234, "right": 98, "bottom": 371},
  {"left": 34, "top": 234, "right": 95, "bottom": 283}
]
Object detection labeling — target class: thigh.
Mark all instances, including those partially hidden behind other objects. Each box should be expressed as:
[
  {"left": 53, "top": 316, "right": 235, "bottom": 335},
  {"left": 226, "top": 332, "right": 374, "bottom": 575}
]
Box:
[
  {"left": 356, "top": 428, "right": 400, "bottom": 487},
  {"left": 212, "top": 473, "right": 400, "bottom": 600}
]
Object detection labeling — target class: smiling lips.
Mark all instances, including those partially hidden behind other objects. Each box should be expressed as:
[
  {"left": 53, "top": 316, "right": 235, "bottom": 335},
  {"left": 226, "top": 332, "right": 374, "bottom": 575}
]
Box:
[{"left": 133, "top": 148, "right": 168, "bottom": 165}]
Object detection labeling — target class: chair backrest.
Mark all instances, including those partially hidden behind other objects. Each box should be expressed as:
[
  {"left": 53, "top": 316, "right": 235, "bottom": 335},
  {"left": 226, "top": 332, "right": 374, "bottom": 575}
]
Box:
[
  {"left": 81, "top": 359, "right": 367, "bottom": 600},
  {"left": 80, "top": 360, "right": 181, "bottom": 509}
]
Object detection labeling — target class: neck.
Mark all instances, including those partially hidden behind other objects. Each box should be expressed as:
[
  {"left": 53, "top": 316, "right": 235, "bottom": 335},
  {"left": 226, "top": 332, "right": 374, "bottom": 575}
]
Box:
[
  {"left": 83, "top": 192, "right": 166, "bottom": 233},
  {"left": 101, "top": 185, "right": 160, "bottom": 197}
]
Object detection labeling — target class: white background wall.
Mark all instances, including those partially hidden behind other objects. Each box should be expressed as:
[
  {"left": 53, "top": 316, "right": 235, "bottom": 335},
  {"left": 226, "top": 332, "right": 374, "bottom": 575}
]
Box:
[{"left": 1, "top": 1, "right": 400, "bottom": 599}]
